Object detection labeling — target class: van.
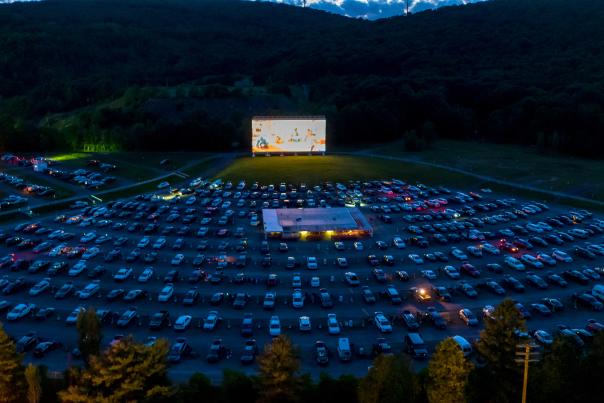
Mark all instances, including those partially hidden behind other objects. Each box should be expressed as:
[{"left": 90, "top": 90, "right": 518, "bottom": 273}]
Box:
[
  {"left": 592, "top": 284, "right": 604, "bottom": 302},
  {"left": 337, "top": 338, "right": 352, "bottom": 362},
  {"left": 404, "top": 333, "right": 428, "bottom": 360},
  {"left": 452, "top": 335, "right": 472, "bottom": 357}
]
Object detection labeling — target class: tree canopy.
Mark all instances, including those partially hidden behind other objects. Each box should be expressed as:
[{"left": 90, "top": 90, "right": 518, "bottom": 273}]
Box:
[{"left": 0, "top": 0, "right": 603, "bottom": 156}]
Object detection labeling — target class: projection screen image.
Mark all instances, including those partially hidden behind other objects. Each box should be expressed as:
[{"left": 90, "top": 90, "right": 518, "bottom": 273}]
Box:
[{"left": 252, "top": 117, "right": 326, "bottom": 153}]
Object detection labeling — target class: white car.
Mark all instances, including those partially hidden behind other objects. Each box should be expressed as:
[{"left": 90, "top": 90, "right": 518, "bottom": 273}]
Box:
[
  {"left": 68, "top": 260, "right": 87, "bottom": 277},
  {"left": 158, "top": 283, "right": 174, "bottom": 302},
  {"left": 269, "top": 315, "right": 281, "bottom": 336},
  {"left": 292, "top": 289, "right": 305, "bottom": 309},
  {"left": 353, "top": 242, "right": 364, "bottom": 251},
  {"left": 78, "top": 281, "right": 101, "bottom": 300},
  {"left": 442, "top": 265, "right": 461, "bottom": 279},
  {"left": 80, "top": 232, "right": 97, "bottom": 243},
  {"left": 29, "top": 278, "right": 51, "bottom": 296},
  {"left": 137, "top": 237, "right": 150, "bottom": 248},
  {"left": 157, "top": 181, "right": 170, "bottom": 189},
  {"left": 526, "top": 223, "right": 544, "bottom": 233},
  {"left": 392, "top": 237, "right": 406, "bottom": 249},
  {"left": 552, "top": 249, "right": 573, "bottom": 263},
  {"left": 374, "top": 312, "right": 392, "bottom": 333},
  {"left": 310, "top": 276, "right": 320, "bottom": 288},
  {"left": 299, "top": 316, "right": 312, "bottom": 332},
  {"left": 466, "top": 246, "right": 483, "bottom": 257},
  {"left": 520, "top": 254, "right": 544, "bottom": 269},
  {"left": 408, "top": 254, "right": 424, "bottom": 264},
  {"left": 327, "top": 313, "right": 340, "bottom": 335},
  {"left": 137, "top": 267, "right": 154, "bottom": 283},
  {"left": 480, "top": 243, "right": 501, "bottom": 255},
  {"left": 171, "top": 254, "right": 185, "bottom": 266},
  {"left": 81, "top": 247, "right": 100, "bottom": 260},
  {"left": 292, "top": 273, "right": 302, "bottom": 288},
  {"left": 307, "top": 256, "right": 318, "bottom": 270},
  {"left": 113, "top": 267, "right": 133, "bottom": 282},
  {"left": 173, "top": 315, "right": 192, "bottom": 331},
  {"left": 65, "top": 306, "right": 85, "bottom": 325},
  {"left": 203, "top": 311, "right": 219, "bottom": 331},
  {"left": 421, "top": 269, "right": 437, "bottom": 280},
  {"left": 152, "top": 238, "right": 166, "bottom": 250},
  {"left": 451, "top": 248, "right": 468, "bottom": 260},
  {"left": 505, "top": 256, "right": 525, "bottom": 271}
]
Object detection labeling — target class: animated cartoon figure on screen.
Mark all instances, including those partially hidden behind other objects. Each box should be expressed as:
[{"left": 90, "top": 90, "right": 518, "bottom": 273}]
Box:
[
  {"left": 255, "top": 136, "right": 268, "bottom": 149},
  {"left": 288, "top": 128, "right": 301, "bottom": 143}
]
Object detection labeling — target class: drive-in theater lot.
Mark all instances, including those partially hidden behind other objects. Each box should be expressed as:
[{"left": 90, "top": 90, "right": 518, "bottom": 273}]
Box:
[{"left": 1, "top": 177, "right": 603, "bottom": 381}]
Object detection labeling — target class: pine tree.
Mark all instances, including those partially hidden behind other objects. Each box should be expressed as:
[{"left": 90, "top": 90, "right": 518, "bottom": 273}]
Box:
[
  {"left": 0, "top": 323, "right": 25, "bottom": 403},
  {"left": 25, "top": 364, "right": 42, "bottom": 403},
  {"left": 76, "top": 307, "right": 102, "bottom": 363},
  {"left": 358, "top": 354, "right": 418, "bottom": 403},
  {"left": 475, "top": 299, "right": 526, "bottom": 402},
  {"left": 59, "top": 336, "right": 172, "bottom": 402},
  {"left": 257, "top": 335, "right": 301, "bottom": 403},
  {"left": 427, "top": 338, "right": 473, "bottom": 403}
]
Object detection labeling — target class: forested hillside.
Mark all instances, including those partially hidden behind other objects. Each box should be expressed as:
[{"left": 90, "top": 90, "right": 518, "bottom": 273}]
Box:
[{"left": 0, "top": 0, "right": 603, "bottom": 156}]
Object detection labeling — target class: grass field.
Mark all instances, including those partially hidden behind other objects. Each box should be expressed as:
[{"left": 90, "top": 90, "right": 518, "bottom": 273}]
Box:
[
  {"left": 95, "top": 175, "right": 182, "bottom": 202},
  {"left": 216, "top": 155, "right": 479, "bottom": 186},
  {"left": 49, "top": 152, "right": 209, "bottom": 182},
  {"left": 370, "top": 139, "right": 604, "bottom": 201}
]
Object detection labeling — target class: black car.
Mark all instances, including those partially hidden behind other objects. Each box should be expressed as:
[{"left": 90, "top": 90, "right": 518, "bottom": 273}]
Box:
[
  {"left": 206, "top": 339, "right": 227, "bottom": 363},
  {"left": 562, "top": 270, "right": 590, "bottom": 285},
  {"left": 573, "top": 292, "right": 604, "bottom": 311},
  {"left": 54, "top": 283, "right": 75, "bottom": 299},
  {"left": 360, "top": 286, "right": 376, "bottom": 304},
  {"left": 401, "top": 310, "right": 420, "bottom": 330},
  {"left": 319, "top": 289, "right": 334, "bottom": 308},
  {"left": 182, "top": 288, "right": 201, "bottom": 306},
  {"left": 87, "top": 265, "right": 106, "bottom": 278},
  {"left": 2, "top": 277, "right": 26, "bottom": 295},
  {"left": 106, "top": 288, "right": 126, "bottom": 301},
  {"left": 149, "top": 311, "right": 170, "bottom": 330},
  {"left": 431, "top": 286, "right": 452, "bottom": 302},
  {"left": 501, "top": 275, "right": 525, "bottom": 292},
  {"left": 164, "top": 270, "right": 179, "bottom": 283},
  {"left": 16, "top": 332, "right": 38, "bottom": 352},
  {"left": 33, "top": 340, "right": 62, "bottom": 357}
]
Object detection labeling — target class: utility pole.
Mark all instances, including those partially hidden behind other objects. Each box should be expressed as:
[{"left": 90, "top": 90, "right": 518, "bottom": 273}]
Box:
[
  {"left": 405, "top": 0, "right": 410, "bottom": 16},
  {"left": 515, "top": 342, "right": 540, "bottom": 403}
]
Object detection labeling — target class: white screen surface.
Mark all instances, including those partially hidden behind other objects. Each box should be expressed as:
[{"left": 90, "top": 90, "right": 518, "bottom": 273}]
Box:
[{"left": 252, "top": 118, "right": 326, "bottom": 153}]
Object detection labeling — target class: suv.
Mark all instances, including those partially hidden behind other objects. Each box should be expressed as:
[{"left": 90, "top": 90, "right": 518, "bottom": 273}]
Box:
[{"left": 404, "top": 332, "right": 428, "bottom": 359}]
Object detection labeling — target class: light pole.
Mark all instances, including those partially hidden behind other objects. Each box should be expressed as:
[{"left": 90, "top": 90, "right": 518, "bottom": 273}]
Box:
[{"left": 515, "top": 342, "right": 540, "bottom": 403}]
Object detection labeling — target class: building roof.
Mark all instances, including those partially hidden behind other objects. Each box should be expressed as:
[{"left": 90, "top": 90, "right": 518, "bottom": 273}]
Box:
[{"left": 262, "top": 207, "right": 371, "bottom": 233}]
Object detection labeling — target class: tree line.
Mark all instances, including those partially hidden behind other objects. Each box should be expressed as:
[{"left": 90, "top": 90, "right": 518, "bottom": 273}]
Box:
[
  {"left": 1, "top": 300, "right": 603, "bottom": 403},
  {"left": 0, "top": 0, "right": 603, "bottom": 157}
]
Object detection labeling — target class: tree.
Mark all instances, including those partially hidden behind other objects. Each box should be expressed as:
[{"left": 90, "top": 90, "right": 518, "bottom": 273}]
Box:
[
  {"left": 76, "top": 307, "right": 102, "bottom": 363},
  {"left": 257, "top": 335, "right": 301, "bottom": 403},
  {"left": 475, "top": 299, "right": 526, "bottom": 402},
  {"left": 221, "top": 369, "right": 257, "bottom": 403},
  {"left": 530, "top": 337, "right": 584, "bottom": 403},
  {"left": 25, "top": 364, "right": 42, "bottom": 403},
  {"left": 358, "top": 354, "right": 418, "bottom": 403},
  {"left": 59, "top": 336, "right": 172, "bottom": 403},
  {"left": 0, "top": 323, "right": 25, "bottom": 403},
  {"left": 176, "top": 372, "right": 218, "bottom": 403},
  {"left": 427, "top": 338, "right": 473, "bottom": 403}
]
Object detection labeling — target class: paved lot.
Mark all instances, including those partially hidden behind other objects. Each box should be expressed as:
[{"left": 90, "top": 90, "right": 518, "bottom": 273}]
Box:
[{"left": 0, "top": 178, "right": 603, "bottom": 382}]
